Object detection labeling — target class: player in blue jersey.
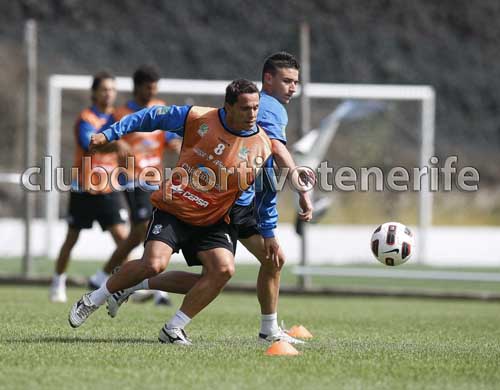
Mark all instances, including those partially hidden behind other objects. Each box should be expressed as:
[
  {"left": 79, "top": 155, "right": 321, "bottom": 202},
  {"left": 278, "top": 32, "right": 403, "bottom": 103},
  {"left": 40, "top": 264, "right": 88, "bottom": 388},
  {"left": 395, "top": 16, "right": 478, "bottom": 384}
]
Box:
[
  {"left": 105, "top": 53, "right": 314, "bottom": 344},
  {"left": 217, "top": 52, "right": 313, "bottom": 343}
]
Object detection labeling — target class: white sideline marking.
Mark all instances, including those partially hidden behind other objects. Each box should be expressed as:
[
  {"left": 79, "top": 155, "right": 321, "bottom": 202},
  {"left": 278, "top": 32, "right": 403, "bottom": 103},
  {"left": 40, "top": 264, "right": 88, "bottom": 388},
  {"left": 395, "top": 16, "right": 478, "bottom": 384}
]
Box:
[{"left": 293, "top": 266, "right": 500, "bottom": 282}]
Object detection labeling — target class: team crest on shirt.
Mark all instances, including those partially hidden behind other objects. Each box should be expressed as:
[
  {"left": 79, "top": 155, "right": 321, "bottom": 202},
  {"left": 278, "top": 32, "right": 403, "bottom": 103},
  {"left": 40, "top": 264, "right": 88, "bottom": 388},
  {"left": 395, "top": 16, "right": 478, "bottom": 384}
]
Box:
[
  {"left": 152, "top": 224, "right": 163, "bottom": 235},
  {"left": 238, "top": 146, "right": 250, "bottom": 160},
  {"left": 198, "top": 124, "right": 209, "bottom": 137},
  {"left": 155, "top": 106, "right": 171, "bottom": 115}
]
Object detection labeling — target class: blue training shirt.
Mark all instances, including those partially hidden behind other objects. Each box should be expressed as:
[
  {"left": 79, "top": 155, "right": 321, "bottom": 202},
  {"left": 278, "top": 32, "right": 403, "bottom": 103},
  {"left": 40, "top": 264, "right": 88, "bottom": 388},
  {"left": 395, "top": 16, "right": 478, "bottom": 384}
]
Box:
[
  {"left": 121, "top": 100, "right": 182, "bottom": 143},
  {"left": 236, "top": 91, "right": 288, "bottom": 206}
]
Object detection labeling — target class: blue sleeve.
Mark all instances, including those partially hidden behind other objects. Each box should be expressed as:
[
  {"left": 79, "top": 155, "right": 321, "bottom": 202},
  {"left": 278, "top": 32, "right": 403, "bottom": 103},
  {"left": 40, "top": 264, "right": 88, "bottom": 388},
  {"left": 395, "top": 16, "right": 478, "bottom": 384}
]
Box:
[
  {"left": 102, "top": 105, "right": 190, "bottom": 141},
  {"left": 254, "top": 156, "right": 278, "bottom": 238},
  {"left": 77, "top": 120, "right": 97, "bottom": 151},
  {"left": 257, "top": 108, "right": 287, "bottom": 144}
]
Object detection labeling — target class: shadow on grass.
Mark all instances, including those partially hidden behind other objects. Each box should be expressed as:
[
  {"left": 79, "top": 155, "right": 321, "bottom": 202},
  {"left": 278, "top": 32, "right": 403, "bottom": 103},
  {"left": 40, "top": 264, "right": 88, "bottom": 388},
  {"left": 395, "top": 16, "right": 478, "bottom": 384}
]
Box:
[{"left": 3, "top": 336, "right": 157, "bottom": 344}]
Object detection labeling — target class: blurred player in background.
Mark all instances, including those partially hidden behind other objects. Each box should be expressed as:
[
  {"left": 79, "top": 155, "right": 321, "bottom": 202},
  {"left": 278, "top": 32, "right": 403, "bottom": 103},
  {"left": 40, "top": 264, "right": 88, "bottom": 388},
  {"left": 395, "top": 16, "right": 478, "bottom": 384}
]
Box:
[
  {"left": 105, "top": 52, "right": 314, "bottom": 344},
  {"left": 50, "top": 71, "right": 128, "bottom": 302},
  {"left": 88, "top": 65, "right": 181, "bottom": 306}
]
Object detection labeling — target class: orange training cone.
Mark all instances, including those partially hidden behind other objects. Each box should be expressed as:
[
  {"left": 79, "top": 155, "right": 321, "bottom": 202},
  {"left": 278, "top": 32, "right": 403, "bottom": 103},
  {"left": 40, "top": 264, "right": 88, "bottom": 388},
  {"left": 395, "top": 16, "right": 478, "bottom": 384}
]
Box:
[
  {"left": 286, "top": 325, "right": 313, "bottom": 339},
  {"left": 265, "top": 341, "right": 300, "bottom": 356}
]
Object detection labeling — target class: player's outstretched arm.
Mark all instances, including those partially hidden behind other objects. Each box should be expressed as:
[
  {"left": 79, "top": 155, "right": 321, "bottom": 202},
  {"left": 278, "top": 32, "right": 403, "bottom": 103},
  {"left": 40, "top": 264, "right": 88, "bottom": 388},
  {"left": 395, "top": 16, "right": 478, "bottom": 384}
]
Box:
[
  {"left": 101, "top": 105, "right": 190, "bottom": 142},
  {"left": 271, "top": 139, "right": 313, "bottom": 222}
]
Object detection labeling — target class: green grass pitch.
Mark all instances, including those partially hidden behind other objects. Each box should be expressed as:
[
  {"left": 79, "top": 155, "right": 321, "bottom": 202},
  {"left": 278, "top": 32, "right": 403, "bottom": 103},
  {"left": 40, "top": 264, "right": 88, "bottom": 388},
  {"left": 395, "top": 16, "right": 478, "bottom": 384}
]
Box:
[
  {"left": 1, "top": 283, "right": 500, "bottom": 390},
  {"left": 2, "top": 259, "right": 500, "bottom": 389}
]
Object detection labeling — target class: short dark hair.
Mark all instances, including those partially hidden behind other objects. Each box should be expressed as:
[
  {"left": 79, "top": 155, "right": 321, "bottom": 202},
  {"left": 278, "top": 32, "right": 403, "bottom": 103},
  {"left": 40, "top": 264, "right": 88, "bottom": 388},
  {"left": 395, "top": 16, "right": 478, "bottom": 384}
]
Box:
[
  {"left": 261, "top": 51, "right": 300, "bottom": 82},
  {"left": 133, "top": 64, "right": 160, "bottom": 89},
  {"left": 91, "top": 71, "right": 115, "bottom": 93},
  {"left": 225, "top": 79, "right": 259, "bottom": 105}
]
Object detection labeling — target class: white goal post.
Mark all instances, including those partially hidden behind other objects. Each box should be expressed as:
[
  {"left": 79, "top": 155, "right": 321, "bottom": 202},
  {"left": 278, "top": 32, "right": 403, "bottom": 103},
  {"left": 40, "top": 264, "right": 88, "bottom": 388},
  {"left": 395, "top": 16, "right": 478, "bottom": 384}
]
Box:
[{"left": 45, "top": 75, "right": 435, "bottom": 261}]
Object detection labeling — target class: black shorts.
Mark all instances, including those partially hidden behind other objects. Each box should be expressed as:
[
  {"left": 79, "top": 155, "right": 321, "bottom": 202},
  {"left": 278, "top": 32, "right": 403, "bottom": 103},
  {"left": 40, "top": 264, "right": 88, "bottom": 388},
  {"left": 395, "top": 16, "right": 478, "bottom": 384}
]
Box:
[
  {"left": 181, "top": 203, "right": 259, "bottom": 265},
  {"left": 229, "top": 203, "right": 260, "bottom": 240},
  {"left": 145, "top": 209, "right": 234, "bottom": 267},
  {"left": 124, "top": 187, "right": 153, "bottom": 224},
  {"left": 67, "top": 191, "right": 127, "bottom": 230}
]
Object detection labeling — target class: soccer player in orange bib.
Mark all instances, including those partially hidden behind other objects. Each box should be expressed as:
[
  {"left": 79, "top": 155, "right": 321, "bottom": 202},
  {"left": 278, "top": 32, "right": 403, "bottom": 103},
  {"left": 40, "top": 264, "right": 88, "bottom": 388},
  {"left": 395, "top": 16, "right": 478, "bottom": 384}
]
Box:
[
  {"left": 49, "top": 72, "right": 129, "bottom": 302},
  {"left": 88, "top": 65, "right": 181, "bottom": 307},
  {"left": 105, "top": 53, "right": 313, "bottom": 344},
  {"left": 69, "top": 79, "right": 281, "bottom": 344}
]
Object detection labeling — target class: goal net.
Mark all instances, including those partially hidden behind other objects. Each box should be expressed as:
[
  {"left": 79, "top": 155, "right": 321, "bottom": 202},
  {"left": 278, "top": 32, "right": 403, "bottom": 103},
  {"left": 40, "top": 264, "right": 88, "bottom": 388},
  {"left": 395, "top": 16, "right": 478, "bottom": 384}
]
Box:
[{"left": 44, "top": 76, "right": 435, "bottom": 263}]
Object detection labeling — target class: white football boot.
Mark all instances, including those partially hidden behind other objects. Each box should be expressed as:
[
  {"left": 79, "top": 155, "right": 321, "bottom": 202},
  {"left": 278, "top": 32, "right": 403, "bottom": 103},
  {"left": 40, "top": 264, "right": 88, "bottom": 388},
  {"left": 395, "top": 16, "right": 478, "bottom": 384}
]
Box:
[
  {"left": 258, "top": 327, "right": 305, "bottom": 344},
  {"left": 158, "top": 325, "right": 192, "bottom": 345},
  {"left": 68, "top": 293, "right": 98, "bottom": 328}
]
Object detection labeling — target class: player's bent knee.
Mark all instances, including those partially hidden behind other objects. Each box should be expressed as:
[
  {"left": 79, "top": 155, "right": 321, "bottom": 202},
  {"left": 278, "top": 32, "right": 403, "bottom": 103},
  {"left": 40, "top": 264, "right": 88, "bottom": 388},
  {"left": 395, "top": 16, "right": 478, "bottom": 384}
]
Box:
[
  {"left": 221, "top": 262, "right": 235, "bottom": 279},
  {"left": 143, "top": 257, "right": 167, "bottom": 276},
  {"left": 142, "top": 240, "right": 172, "bottom": 275},
  {"left": 208, "top": 262, "right": 235, "bottom": 284}
]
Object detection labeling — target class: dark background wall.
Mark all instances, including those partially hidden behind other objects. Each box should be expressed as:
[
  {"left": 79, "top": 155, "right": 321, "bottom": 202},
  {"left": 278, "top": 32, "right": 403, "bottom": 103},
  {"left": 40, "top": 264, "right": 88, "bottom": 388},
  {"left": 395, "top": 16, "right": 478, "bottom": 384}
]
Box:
[{"left": 0, "top": 0, "right": 499, "bottom": 220}]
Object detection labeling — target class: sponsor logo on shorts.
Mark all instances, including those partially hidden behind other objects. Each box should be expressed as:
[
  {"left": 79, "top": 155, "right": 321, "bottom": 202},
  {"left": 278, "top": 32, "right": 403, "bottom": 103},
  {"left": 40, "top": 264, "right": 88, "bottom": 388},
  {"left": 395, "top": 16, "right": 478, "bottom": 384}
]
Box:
[{"left": 152, "top": 224, "right": 163, "bottom": 235}]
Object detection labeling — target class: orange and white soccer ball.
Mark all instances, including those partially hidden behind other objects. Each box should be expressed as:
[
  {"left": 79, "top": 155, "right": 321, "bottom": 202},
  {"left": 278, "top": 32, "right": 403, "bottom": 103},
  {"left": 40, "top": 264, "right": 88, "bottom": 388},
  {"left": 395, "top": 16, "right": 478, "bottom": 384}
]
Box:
[{"left": 370, "top": 222, "right": 415, "bottom": 266}]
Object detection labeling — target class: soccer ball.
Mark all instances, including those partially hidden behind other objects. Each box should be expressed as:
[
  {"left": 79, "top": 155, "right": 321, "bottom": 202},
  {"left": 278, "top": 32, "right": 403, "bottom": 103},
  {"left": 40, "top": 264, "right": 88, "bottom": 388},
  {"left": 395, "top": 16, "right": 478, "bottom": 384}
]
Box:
[{"left": 370, "top": 222, "right": 415, "bottom": 266}]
